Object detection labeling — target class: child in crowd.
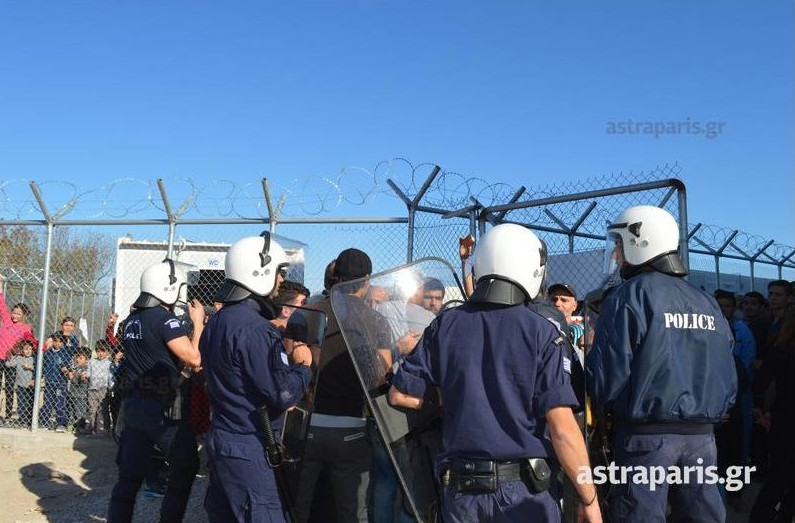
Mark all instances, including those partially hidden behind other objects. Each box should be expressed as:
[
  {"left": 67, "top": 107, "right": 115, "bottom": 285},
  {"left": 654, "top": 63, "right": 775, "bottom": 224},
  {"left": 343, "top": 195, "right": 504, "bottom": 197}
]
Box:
[
  {"left": 86, "top": 340, "right": 113, "bottom": 435},
  {"left": 8, "top": 336, "right": 37, "bottom": 427},
  {"left": 67, "top": 348, "right": 91, "bottom": 432},
  {"left": 40, "top": 334, "right": 70, "bottom": 432}
]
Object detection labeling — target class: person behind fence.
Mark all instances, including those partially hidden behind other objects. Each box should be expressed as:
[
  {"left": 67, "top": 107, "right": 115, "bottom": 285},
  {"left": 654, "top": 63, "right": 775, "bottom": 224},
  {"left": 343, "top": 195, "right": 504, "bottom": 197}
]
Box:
[
  {"left": 200, "top": 234, "right": 313, "bottom": 523},
  {"left": 714, "top": 291, "right": 756, "bottom": 457},
  {"left": 52, "top": 316, "right": 81, "bottom": 359},
  {"left": 86, "top": 339, "right": 114, "bottom": 435},
  {"left": 8, "top": 335, "right": 37, "bottom": 427},
  {"left": 749, "top": 305, "right": 795, "bottom": 521},
  {"left": 458, "top": 234, "right": 476, "bottom": 297},
  {"left": 0, "top": 274, "right": 33, "bottom": 425},
  {"left": 107, "top": 258, "right": 205, "bottom": 523},
  {"left": 389, "top": 223, "right": 602, "bottom": 523},
  {"left": 40, "top": 333, "right": 70, "bottom": 432},
  {"left": 586, "top": 205, "right": 737, "bottom": 523},
  {"left": 68, "top": 347, "right": 91, "bottom": 432}
]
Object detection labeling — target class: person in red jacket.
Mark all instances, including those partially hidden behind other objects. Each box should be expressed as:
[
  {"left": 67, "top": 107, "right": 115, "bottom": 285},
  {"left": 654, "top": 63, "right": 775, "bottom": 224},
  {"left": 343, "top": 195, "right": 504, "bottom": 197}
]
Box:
[{"left": 0, "top": 274, "right": 33, "bottom": 424}]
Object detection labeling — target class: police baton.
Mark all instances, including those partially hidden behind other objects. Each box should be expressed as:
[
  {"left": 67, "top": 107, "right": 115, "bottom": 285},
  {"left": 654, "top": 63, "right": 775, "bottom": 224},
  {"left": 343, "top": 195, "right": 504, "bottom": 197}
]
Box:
[{"left": 257, "top": 404, "right": 298, "bottom": 523}]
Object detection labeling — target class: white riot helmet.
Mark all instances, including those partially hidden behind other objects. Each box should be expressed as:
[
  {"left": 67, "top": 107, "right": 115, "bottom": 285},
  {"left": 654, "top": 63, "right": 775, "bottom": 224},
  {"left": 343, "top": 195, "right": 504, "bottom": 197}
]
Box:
[
  {"left": 133, "top": 259, "right": 192, "bottom": 309},
  {"left": 215, "top": 233, "right": 289, "bottom": 302},
  {"left": 605, "top": 205, "right": 686, "bottom": 279},
  {"left": 473, "top": 223, "right": 547, "bottom": 301}
]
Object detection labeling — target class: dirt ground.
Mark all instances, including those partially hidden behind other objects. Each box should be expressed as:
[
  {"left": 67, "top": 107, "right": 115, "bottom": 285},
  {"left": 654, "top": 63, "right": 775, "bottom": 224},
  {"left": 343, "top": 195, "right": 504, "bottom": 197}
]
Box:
[
  {"left": 0, "top": 427, "right": 208, "bottom": 523},
  {"left": 1, "top": 426, "right": 765, "bottom": 523}
]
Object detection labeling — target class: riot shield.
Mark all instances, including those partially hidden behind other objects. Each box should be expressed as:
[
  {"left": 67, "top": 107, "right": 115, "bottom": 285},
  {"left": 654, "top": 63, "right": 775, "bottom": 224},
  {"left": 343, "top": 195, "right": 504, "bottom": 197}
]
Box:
[
  {"left": 330, "top": 257, "right": 466, "bottom": 523},
  {"left": 278, "top": 306, "right": 327, "bottom": 505}
]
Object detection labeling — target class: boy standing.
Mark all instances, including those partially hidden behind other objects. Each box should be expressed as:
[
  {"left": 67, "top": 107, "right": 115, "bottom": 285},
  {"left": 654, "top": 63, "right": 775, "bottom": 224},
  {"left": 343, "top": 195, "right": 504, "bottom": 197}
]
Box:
[
  {"left": 86, "top": 340, "right": 113, "bottom": 434},
  {"left": 40, "top": 334, "right": 70, "bottom": 432},
  {"left": 68, "top": 349, "right": 91, "bottom": 432},
  {"left": 8, "top": 336, "right": 37, "bottom": 427}
]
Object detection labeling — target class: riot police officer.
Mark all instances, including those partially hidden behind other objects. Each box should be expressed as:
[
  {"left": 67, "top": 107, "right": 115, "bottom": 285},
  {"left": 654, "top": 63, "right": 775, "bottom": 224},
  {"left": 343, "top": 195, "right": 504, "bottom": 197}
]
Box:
[
  {"left": 200, "top": 234, "right": 313, "bottom": 523},
  {"left": 586, "top": 205, "right": 737, "bottom": 522},
  {"left": 389, "top": 223, "right": 602, "bottom": 523},
  {"left": 107, "top": 259, "right": 205, "bottom": 523}
]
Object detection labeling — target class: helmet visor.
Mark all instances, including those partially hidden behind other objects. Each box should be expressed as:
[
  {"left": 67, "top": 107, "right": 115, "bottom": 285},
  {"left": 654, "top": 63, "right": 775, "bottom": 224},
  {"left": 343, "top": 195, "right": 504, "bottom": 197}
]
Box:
[
  {"left": 172, "top": 260, "right": 198, "bottom": 306},
  {"left": 604, "top": 231, "right": 625, "bottom": 277}
]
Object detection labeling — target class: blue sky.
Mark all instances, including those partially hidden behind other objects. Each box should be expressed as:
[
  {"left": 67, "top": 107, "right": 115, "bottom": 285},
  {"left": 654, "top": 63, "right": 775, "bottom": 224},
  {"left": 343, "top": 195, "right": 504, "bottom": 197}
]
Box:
[{"left": 1, "top": 1, "right": 793, "bottom": 252}]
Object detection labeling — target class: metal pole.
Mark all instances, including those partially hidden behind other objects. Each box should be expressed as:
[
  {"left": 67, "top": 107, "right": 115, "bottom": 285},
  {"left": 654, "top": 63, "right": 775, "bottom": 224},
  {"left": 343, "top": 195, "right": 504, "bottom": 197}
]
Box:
[
  {"left": 749, "top": 261, "right": 756, "bottom": 292},
  {"left": 54, "top": 287, "right": 61, "bottom": 333},
  {"left": 31, "top": 222, "right": 55, "bottom": 430},
  {"left": 157, "top": 179, "right": 176, "bottom": 258},
  {"left": 676, "top": 183, "right": 689, "bottom": 272},
  {"left": 407, "top": 209, "right": 415, "bottom": 263},
  {"left": 262, "top": 178, "right": 276, "bottom": 234}
]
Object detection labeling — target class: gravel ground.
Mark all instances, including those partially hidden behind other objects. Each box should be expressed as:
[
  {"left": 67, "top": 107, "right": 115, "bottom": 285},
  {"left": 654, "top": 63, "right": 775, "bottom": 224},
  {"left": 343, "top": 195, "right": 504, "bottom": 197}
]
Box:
[{"left": 0, "top": 426, "right": 208, "bottom": 523}]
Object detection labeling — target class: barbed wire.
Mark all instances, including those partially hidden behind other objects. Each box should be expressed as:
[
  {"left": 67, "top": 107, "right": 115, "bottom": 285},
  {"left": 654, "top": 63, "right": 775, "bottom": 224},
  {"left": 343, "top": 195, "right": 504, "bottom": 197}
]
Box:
[{"left": 0, "top": 158, "right": 791, "bottom": 266}]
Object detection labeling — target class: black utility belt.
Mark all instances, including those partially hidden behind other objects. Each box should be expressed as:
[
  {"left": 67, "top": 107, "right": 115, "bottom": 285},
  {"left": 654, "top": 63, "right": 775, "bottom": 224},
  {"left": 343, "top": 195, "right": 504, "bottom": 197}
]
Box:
[{"left": 440, "top": 457, "right": 551, "bottom": 495}]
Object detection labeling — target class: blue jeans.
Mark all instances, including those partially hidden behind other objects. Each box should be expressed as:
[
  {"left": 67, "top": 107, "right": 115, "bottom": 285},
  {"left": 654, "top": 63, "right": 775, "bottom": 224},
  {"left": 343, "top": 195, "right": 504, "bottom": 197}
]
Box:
[
  {"left": 39, "top": 382, "right": 68, "bottom": 427},
  {"left": 610, "top": 431, "right": 725, "bottom": 523},
  {"left": 107, "top": 395, "right": 199, "bottom": 523},
  {"left": 368, "top": 422, "right": 415, "bottom": 523}
]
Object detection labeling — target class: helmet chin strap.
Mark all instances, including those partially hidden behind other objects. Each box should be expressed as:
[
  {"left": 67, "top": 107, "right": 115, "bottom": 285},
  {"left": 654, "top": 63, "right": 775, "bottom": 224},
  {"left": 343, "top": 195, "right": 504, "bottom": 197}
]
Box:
[{"left": 250, "top": 293, "right": 279, "bottom": 321}]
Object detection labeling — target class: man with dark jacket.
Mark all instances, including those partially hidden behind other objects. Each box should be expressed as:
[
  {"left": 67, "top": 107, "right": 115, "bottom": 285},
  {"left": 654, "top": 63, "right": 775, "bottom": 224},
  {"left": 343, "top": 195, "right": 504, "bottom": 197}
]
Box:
[{"left": 586, "top": 206, "right": 737, "bottom": 523}]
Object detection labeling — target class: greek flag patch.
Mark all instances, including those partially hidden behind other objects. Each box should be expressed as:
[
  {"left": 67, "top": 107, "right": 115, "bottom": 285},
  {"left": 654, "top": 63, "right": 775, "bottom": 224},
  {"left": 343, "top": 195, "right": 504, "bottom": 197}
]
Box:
[{"left": 563, "top": 356, "right": 571, "bottom": 374}]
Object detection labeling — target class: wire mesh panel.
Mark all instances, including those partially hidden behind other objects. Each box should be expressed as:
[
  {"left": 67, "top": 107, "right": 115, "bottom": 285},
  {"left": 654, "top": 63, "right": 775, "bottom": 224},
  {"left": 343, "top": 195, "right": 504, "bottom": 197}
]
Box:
[{"left": 0, "top": 167, "right": 791, "bottom": 439}]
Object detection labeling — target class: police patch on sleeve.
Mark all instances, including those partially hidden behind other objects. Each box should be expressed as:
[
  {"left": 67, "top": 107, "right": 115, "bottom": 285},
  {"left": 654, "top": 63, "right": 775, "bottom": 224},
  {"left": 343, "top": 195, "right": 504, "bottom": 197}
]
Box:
[
  {"left": 166, "top": 318, "right": 182, "bottom": 330},
  {"left": 552, "top": 336, "right": 572, "bottom": 375}
]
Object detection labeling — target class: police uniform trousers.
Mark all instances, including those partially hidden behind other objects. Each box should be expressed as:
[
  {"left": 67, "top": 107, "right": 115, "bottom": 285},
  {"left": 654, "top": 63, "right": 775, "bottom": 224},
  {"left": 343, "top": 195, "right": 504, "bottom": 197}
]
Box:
[
  {"left": 442, "top": 480, "right": 561, "bottom": 523},
  {"left": 609, "top": 431, "right": 725, "bottom": 523},
  {"left": 204, "top": 427, "right": 288, "bottom": 523},
  {"left": 107, "top": 395, "right": 200, "bottom": 523}
]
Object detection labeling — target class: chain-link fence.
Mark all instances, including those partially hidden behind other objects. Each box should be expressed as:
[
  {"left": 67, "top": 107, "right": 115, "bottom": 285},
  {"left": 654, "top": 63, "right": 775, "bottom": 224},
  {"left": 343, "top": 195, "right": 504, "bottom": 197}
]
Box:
[{"left": 0, "top": 163, "right": 792, "bottom": 434}]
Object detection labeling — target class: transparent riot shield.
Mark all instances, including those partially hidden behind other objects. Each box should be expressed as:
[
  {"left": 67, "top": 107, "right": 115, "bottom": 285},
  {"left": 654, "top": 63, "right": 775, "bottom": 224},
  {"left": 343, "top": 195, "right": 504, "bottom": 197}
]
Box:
[
  {"left": 330, "top": 257, "right": 466, "bottom": 523},
  {"left": 279, "top": 306, "right": 327, "bottom": 503}
]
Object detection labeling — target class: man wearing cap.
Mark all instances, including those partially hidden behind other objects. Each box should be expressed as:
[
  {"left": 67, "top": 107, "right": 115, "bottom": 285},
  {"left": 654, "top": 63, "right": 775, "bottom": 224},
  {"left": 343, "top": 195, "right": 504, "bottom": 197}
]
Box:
[
  {"left": 548, "top": 283, "right": 584, "bottom": 349},
  {"left": 294, "top": 248, "right": 392, "bottom": 523}
]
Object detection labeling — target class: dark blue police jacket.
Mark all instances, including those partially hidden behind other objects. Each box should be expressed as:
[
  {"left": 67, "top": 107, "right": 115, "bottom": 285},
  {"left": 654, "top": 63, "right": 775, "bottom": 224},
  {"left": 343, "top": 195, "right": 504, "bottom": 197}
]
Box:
[
  {"left": 200, "top": 298, "right": 312, "bottom": 435},
  {"left": 586, "top": 271, "right": 737, "bottom": 430},
  {"left": 392, "top": 301, "right": 579, "bottom": 470}
]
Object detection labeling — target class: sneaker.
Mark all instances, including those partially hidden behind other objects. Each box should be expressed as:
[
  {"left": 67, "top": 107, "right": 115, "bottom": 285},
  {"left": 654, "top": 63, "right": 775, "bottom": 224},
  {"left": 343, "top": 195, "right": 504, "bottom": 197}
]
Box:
[{"left": 55, "top": 425, "right": 67, "bottom": 433}]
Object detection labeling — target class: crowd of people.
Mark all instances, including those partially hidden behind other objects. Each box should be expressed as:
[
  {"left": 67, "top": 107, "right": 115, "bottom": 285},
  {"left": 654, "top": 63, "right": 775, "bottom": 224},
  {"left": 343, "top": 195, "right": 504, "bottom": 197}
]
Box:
[
  {"left": 0, "top": 277, "right": 126, "bottom": 435},
  {"left": 1, "top": 209, "right": 793, "bottom": 523}
]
